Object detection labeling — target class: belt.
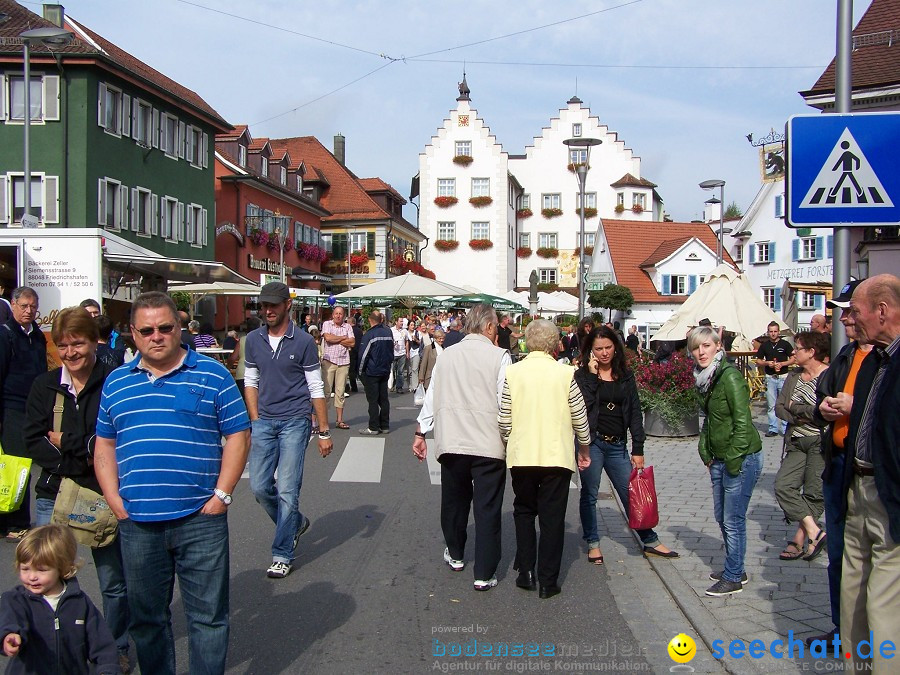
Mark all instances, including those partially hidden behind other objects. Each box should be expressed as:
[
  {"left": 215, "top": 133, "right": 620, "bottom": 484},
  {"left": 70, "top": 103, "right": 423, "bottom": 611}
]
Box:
[
  {"left": 854, "top": 463, "right": 874, "bottom": 477},
  {"left": 596, "top": 434, "right": 623, "bottom": 444}
]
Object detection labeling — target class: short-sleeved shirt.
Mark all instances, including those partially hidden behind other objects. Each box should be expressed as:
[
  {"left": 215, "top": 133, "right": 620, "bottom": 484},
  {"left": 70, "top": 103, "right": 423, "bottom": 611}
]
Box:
[
  {"left": 391, "top": 327, "right": 409, "bottom": 357},
  {"left": 321, "top": 320, "right": 353, "bottom": 366},
  {"left": 95, "top": 349, "right": 249, "bottom": 522},
  {"left": 756, "top": 338, "right": 793, "bottom": 375},
  {"left": 497, "top": 325, "right": 512, "bottom": 350}
]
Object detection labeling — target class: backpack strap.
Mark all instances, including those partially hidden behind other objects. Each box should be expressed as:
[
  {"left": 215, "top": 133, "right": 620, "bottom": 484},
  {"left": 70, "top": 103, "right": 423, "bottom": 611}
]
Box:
[{"left": 53, "top": 391, "right": 65, "bottom": 433}]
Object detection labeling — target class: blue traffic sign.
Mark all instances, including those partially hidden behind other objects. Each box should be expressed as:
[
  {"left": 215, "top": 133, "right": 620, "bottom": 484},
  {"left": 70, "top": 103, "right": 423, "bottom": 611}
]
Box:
[{"left": 786, "top": 113, "right": 900, "bottom": 228}]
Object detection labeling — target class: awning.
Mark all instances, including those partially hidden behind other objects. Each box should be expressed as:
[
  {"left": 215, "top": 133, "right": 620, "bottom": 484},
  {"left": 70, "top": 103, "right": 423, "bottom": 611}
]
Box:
[{"left": 104, "top": 253, "right": 255, "bottom": 286}]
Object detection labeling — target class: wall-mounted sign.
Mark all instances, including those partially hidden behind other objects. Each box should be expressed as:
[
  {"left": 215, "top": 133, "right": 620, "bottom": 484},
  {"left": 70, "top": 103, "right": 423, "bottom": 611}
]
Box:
[
  {"left": 216, "top": 223, "right": 244, "bottom": 245},
  {"left": 248, "top": 254, "right": 289, "bottom": 275}
]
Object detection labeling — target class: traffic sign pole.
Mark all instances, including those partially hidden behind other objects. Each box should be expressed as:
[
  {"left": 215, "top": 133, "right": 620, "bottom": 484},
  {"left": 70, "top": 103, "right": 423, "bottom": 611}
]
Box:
[{"left": 833, "top": 0, "right": 853, "bottom": 356}]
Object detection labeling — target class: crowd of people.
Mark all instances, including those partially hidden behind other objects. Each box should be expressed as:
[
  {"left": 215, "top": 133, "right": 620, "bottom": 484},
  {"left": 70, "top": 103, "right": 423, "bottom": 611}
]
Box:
[{"left": 0, "top": 273, "right": 897, "bottom": 673}]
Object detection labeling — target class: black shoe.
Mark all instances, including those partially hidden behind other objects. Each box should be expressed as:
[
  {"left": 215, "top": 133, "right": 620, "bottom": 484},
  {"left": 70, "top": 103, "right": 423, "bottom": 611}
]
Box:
[
  {"left": 709, "top": 570, "right": 749, "bottom": 585},
  {"left": 765, "top": 431, "right": 779, "bottom": 437},
  {"left": 705, "top": 579, "right": 743, "bottom": 596},
  {"left": 515, "top": 571, "right": 536, "bottom": 591},
  {"left": 538, "top": 585, "right": 561, "bottom": 599}
]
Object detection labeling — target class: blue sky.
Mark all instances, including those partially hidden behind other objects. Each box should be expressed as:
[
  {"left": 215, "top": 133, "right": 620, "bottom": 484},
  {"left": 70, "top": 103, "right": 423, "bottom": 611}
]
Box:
[{"left": 52, "top": 0, "right": 870, "bottom": 222}]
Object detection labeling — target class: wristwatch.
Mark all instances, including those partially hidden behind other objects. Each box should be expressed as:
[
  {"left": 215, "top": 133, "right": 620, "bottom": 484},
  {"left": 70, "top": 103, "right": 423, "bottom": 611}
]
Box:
[
  {"left": 213, "top": 488, "right": 233, "bottom": 506},
  {"left": 318, "top": 429, "right": 332, "bottom": 440}
]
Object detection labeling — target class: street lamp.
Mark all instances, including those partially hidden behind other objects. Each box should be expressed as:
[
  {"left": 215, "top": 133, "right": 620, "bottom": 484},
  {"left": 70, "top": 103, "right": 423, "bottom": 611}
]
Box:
[
  {"left": 699, "top": 179, "right": 726, "bottom": 265},
  {"left": 274, "top": 225, "right": 286, "bottom": 283},
  {"left": 563, "top": 137, "right": 601, "bottom": 319},
  {"left": 19, "top": 27, "right": 72, "bottom": 226}
]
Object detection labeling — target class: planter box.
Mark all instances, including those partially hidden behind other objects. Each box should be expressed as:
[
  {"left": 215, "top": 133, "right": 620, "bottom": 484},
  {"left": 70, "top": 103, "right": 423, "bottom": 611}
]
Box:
[{"left": 643, "top": 409, "right": 700, "bottom": 437}]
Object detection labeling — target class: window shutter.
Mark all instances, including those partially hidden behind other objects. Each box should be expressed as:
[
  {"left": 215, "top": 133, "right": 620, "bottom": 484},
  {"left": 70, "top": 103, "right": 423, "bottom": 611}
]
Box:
[
  {"left": 131, "top": 98, "right": 139, "bottom": 140},
  {"left": 151, "top": 194, "right": 158, "bottom": 235},
  {"left": 0, "top": 176, "right": 8, "bottom": 223},
  {"left": 791, "top": 239, "right": 800, "bottom": 262},
  {"left": 775, "top": 293, "right": 782, "bottom": 312},
  {"left": 187, "top": 207, "right": 196, "bottom": 243},
  {"left": 201, "top": 208, "right": 208, "bottom": 245},
  {"left": 688, "top": 275, "right": 697, "bottom": 294},
  {"left": 118, "top": 184, "right": 128, "bottom": 230},
  {"left": 768, "top": 242, "right": 775, "bottom": 261},
  {"left": 367, "top": 232, "right": 375, "bottom": 257},
  {"left": 97, "top": 178, "right": 106, "bottom": 226},
  {"left": 177, "top": 122, "right": 185, "bottom": 159},
  {"left": 43, "top": 176, "right": 58, "bottom": 223},
  {"left": 185, "top": 126, "right": 194, "bottom": 163},
  {"left": 661, "top": 274, "right": 671, "bottom": 295},
  {"left": 121, "top": 94, "right": 130, "bottom": 137},
  {"left": 201, "top": 132, "right": 208, "bottom": 168},
  {"left": 749, "top": 244, "right": 756, "bottom": 264},
  {"left": 97, "top": 83, "right": 106, "bottom": 128},
  {"left": 151, "top": 108, "right": 159, "bottom": 148},
  {"left": 815, "top": 236, "right": 824, "bottom": 260},
  {"left": 130, "top": 188, "right": 138, "bottom": 231},
  {"left": 815, "top": 293, "right": 824, "bottom": 310},
  {"left": 827, "top": 235, "right": 834, "bottom": 259},
  {"left": 177, "top": 202, "right": 184, "bottom": 241},
  {"left": 43, "top": 75, "right": 60, "bottom": 121},
  {"left": 0, "top": 74, "right": 6, "bottom": 121}
]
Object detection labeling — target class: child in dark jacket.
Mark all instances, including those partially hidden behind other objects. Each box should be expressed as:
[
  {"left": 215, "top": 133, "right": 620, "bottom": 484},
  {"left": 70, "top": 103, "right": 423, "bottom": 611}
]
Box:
[{"left": 0, "top": 525, "right": 117, "bottom": 674}]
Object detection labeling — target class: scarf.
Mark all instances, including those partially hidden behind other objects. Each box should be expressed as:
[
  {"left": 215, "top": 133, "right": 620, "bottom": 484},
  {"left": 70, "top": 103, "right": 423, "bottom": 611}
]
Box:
[{"left": 694, "top": 350, "right": 724, "bottom": 395}]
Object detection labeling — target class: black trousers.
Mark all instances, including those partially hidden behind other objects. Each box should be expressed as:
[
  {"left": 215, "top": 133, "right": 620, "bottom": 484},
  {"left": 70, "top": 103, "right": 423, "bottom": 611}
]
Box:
[
  {"left": 348, "top": 351, "right": 359, "bottom": 391},
  {"left": 510, "top": 466, "right": 572, "bottom": 588},
  {"left": 0, "top": 408, "right": 32, "bottom": 533},
  {"left": 360, "top": 374, "right": 389, "bottom": 431},
  {"left": 439, "top": 454, "right": 506, "bottom": 581}
]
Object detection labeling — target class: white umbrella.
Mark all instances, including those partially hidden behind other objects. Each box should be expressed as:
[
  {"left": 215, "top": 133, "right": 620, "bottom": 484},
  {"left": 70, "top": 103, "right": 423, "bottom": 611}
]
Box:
[
  {"left": 650, "top": 264, "right": 789, "bottom": 351},
  {"left": 168, "top": 281, "right": 261, "bottom": 295},
  {"left": 334, "top": 271, "right": 469, "bottom": 300}
]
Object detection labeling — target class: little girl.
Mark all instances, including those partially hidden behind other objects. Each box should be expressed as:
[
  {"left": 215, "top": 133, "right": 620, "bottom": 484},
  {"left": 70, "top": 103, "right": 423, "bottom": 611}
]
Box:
[{"left": 0, "top": 525, "right": 117, "bottom": 674}]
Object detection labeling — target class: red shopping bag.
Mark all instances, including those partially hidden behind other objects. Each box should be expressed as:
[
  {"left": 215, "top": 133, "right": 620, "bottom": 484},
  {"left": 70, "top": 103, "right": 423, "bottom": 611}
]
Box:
[{"left": 628, "top": 466, "right": 659, "bottom": 530}]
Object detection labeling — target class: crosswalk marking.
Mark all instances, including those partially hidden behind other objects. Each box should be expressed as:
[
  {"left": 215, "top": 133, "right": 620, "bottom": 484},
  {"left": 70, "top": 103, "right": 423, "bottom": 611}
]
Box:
[
  {"left": 329, "top": 437, "right": 384, "bottom": 482},
  {"left": 425, "top": 440, "right": 442, "bottom": 485},
  {"left": 801, "top": 128, "right": 893, "bottom": 208}
]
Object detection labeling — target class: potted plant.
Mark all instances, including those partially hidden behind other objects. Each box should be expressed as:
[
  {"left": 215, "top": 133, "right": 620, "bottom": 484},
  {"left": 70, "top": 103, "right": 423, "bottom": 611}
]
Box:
[
  {"left": 434, "top": 196, "right": 459, "bottom": 208},
  {"left": 516, "top": 208, "right": 533, "bottom": 219},
  {"left": 575, "top": 207, "right": 598, "bottom": 218},
  {"left": 266, "top": 232, "right": 280, "bottom": 250},
  {"left": 628, "top": 351, "right": 700, "bottom": 436},
  {"left": 631, "top": 203, "right": 644, "bottom": 214},
  {"left": 516, "top": 246, "right": 532, "bottom": 258},
  {"left": 469, "top": 196, "right": 493, "bottom": 207},
  {"left": 434, "top": 239, "right": 459, "bottom": 252},
  {"left": 249, "top": 228, "right": 268, "bottom": 247},
  {"left": 536, "top": 247, "right": 558, "bottom": 258},
  {"left": 468, "top": 238, "right": 493, "bottom": 250},
  {"left": 453, "top": 155, "right": 473, "bottom": 166},
  {"left": 541, "top": 208, "right": 563, "bottom": 218},
  {"left": 614, "top": 204, "right": 626, "bottom": 214}
]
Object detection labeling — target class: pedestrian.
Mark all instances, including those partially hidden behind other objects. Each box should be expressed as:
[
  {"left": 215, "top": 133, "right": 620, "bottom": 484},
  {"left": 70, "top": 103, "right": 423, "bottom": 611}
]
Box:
[
  {"left": 496, "top": 314, "right": 523, "bottom": 353},
  {"left": 809, "top": 314, "right": 828, "bottom": 333},
  {"left": 0, "top": 283, "right": 11, "bottom": 324},
  {"left": 321, "top": 306, "right": 355, "bottom": 430},
  {"left": 347, "top": 315, "right": 363, "bottom": 394},
  {"left": 243, "top": 282, "right": 333, "bottom": 580},
  {"left": 79, "top": 298, "right": 102, "bottom": 318},
  {"left": 95, "top": 314, "right": 125, "bottom": 369},
  {"left": 773, "top": 330, "right": 830, "bottom": 563},
  {"left": 227, "top": 317, "right": 260, "bottom": 397},
  {"left": 689, "top": 325, "right": 762, "bottom": 597},
  {"left": 574, "top": 325, "right": 679, "bottom": 567},
  {"left": 0, "top": 286, "right": 46, "bottom": 541},
  {"left": 357, "top": 310, "right": 393, "bottom": 435},
  {"left": 190, "top": 321, "right": 218, "bottom": 348},
  {"left": 0, "top": 525, "right": 117, "bottom": 674},
  {"left": 442, "top": 318, "right": 464, "bottom": 348},
  {"left": 417, "top": 328, "right": 445, "bottom": 391},
  {"left": 390, "top": 316, "right": 410, "bottom": 393},
  {"left": 93, "top": 291, "right": 251, "bottom": 675},
  {"left": 567, "top": 317, "right": 594, "bottom": 364},
  {"left": 838, "top": 274, "right": 900, "bottom": 672},
  {"left": 23, "top": 307, "right": 131, "bottom": 673},
  {"left": 498, "top": 319, "right": 591, "bottom": 598},
  {"left": 407, "top": 321, "right": 422, "bottom": 391},
  {"left": 413, "top": 304, "right": 511, "bottom": 591},
  {"left": 808, "top": 280, "right": 871, "bottom": 646},
  {"left": 755, "top": 321, "right": 794, "bottom": 437},
  {"left": 625, "top": 325, "right": 641, "bottom": 353}
]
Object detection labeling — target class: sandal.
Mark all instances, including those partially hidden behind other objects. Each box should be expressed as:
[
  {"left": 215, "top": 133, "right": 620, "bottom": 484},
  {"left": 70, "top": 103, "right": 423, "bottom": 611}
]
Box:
[
  {"left": 803, "top": 531, "right": 827, "bottom": 562},
  {"left": 335, "top": 422, "right": 350, "bottom": 430},
  {"left": 587, "top": 549, "right": 604, "bottom": 565},
  {"left": 779, "top": 541, "right": 806, "bottom": 560},
  {"left": 5, "top": 529, "right": 28, "bottom": 542}
]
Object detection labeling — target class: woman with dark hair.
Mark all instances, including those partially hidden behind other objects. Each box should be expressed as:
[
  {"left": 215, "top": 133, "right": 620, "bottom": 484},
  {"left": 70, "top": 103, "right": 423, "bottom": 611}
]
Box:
[
  {"left": 574, "top": 325, "right": 678, "bottom": 566},
  {"left": 567, "top": 317, "right": 594, "bottom": 365},
  {"left": 774, "top": 330, "right": 830, "bottom": 562}
]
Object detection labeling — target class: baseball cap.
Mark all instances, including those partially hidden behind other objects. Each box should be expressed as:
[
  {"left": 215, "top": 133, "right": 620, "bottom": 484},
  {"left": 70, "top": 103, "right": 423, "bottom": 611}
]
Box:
[
  {"left": 826, "top": 279, "right": 864, "bottom": 309},
  {"left": 258, "top": 282, "right": 290, "bottom": 304}
]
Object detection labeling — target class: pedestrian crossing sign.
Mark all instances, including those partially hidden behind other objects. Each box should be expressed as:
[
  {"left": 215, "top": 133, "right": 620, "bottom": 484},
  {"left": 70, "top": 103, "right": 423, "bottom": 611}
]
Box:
[{"left": 786, "top": 113, "right": 900, "bottom": 228}]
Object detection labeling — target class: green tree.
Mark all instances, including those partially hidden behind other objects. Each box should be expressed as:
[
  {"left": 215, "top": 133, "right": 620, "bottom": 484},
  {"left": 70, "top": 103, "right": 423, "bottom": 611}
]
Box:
[
  {"left": 588, "top": 284, "right": 634, "bottom": 315},
  {"left": 724, "top": 201, "right": 743, "bottom": 219},
  {"left": 169, "top": 291, "right": 192, "bottom": 313}
]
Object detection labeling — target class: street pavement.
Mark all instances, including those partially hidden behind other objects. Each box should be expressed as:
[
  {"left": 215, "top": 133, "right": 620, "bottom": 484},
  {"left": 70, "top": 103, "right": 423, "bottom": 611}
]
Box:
[{"left": 0, "top": 393, "right": 844, "bottom": 674}]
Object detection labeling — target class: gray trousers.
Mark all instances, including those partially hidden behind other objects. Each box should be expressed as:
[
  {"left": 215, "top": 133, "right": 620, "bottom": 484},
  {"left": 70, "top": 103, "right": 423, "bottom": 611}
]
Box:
[{"left": 774, "top": 433, "right": 824, "bottom": 524}]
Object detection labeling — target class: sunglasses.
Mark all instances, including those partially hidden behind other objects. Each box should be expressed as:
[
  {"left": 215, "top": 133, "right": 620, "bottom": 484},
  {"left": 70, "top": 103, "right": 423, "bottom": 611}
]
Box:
[{"left": 134, "top": 324, "right": 176, "bottom": 337}]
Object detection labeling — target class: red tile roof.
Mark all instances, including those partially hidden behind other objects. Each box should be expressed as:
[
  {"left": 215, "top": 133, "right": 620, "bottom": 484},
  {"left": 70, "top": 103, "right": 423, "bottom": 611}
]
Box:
[
  {"left": 603, "top": 220, "right": 733, "bottom": 303},
  {"left": 610, "top": 173, "right": 658, "bottom": 189},
  {"left": 802, "top": 0, "right": 900, "bottom": 96},
  {"left": 217, "top": 125, "right": 249, "bottom": 142},
  {"left": 359, "top": 177, "right": 406, "bottom": 204}
]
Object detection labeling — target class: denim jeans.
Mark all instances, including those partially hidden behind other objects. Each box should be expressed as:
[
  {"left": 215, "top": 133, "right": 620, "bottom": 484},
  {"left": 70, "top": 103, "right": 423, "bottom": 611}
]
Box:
[
  {"left": 392, "top": 355, "right": 408, "bottom": 392},
  {"left": 35, "top": 497, "right": 131, "bottom": 652},
  {"left": 709, "top": 450, "right": 763, "bottom": 584},
  {"left": 766, "top": 375, "right": 787, "bottom": 434},
  {"left": 578, "top": 439, "right": 659, "bottom": 549},
  {"left": 823, "top": 452, "right": 845, "bottom": 628},
  {"left": 249, "top": 417, "right": 310, "bottom": 564},
  {"left": 118, "top": 511, "right": 229, "bottom": 675}
]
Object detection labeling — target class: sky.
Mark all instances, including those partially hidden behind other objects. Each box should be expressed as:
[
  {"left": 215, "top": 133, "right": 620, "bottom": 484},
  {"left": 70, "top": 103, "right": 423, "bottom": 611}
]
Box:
[{"left": 37, "top": 0, "right": 871, "bottom": 223}]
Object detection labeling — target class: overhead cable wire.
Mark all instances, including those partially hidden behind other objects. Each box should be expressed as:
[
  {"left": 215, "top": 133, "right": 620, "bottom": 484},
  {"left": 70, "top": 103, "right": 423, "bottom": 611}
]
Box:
[{"left": 406, "top": 58, "right": 823, "bottom": 70}]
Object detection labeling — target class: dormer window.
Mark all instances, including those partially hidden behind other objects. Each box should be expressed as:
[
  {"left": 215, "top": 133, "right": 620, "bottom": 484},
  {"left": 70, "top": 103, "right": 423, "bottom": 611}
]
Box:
[
  {"left": 281, "top": 167, "right": 287, "bottom": 185},
  {"left": 260, "top": 158, "right": 268, "bottom": 178},
  {"left": 296, "top": 175, "right": 302, "bottom": 192},
  {"left": 238, "top": 144, "right": 247, "bottom": 167}
]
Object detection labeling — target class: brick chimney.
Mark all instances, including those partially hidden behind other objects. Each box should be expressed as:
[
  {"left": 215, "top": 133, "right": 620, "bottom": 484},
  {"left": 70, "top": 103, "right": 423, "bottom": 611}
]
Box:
[
  {"left": 334, "top": 134, "right": 345, "bottom": 166},
  {"left": 43, "top": 4, "right": 65, "bottom": 27}
]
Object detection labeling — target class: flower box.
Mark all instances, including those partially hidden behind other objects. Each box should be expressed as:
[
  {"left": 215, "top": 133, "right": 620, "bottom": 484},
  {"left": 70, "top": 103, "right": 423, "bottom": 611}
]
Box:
[
  {"left": 567, "top": 163, "right": 590, "bottom": 173},
  {"left": 469, "top": 239, "right": 493, "bottom": 250},
  {"left": 516, "top": 208, "right": 533, "bottom": 219},
  {"left": 516, "top": 246, "right": 532, "bottom": 258},
  {"left": 434, "top": 239, "right": 459, "bottom": 252},
  {"left": 614, "top": 204, "right": 626, "bottom": 214},
  {"left": 536, "top": 282, "right": 559, "bottom": 292},
  {"left": 469, "top": 196, "right": 493, "bottom": 207},
  {"left": 249, "top": 228, "right": 268, "bottom": 247},
  {"left": 631, "top": 204, "right": 644, "bottom": 214},
  {"left": 434, "top": 196, "right": 458, "bottom": 208},
  {"left": 266, "top": 232, "right": 280, "bottom": 250},
  {"left": 541, "top": 208, "right": 563, "bottom": 219},
  {"left": 349, "top": 250, "right": 369, "bottom": 267},
  {"left": 536, "top": 247, "right": 558, "bottom": 259},
  {"left": 575, "top": 207, "right": 598, "bottom": 218},
  {"left": 573, "top": 246, "right": 594, "bottom": 256},
  {"left": 296, "top": 242, "right": 328, "bottom": 262},
  {"left": 452, "top": 155, "right": 473, "bottom": 166},
  {"left": 629, "top": 351, "right": 700, "bottom": 433}
]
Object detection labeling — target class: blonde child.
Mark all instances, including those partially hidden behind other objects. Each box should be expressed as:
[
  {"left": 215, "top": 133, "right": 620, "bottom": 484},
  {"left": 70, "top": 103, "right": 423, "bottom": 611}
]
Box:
[{"left": 0, "top": 525, "right": 117, "bottom": 674}]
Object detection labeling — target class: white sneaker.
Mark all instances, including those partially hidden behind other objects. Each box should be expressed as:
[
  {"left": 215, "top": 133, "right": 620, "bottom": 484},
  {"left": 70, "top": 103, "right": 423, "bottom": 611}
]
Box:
[
  {"left": 473, "top": 578, "right": 498, "bottom": 591},
  {"left": 443, "top": 547, "right": 464, "bottom": 572},
  {"left": 266, "top": 561, "right": 291, "bottom": 579}
]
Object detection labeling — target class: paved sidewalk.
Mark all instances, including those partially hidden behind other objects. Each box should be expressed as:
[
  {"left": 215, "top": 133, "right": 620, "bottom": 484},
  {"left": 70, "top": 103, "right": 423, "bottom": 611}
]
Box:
[{"left": 601, "top": 403, "right": 838, "bottom": 674}]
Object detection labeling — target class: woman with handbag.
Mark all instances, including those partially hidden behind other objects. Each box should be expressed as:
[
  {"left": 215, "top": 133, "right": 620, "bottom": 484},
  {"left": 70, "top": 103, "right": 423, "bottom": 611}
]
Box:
[
  {"left": 417, "top": 329, "right": 445, "bottom": 391},
  {"left": 574, "top": 325, "right": 679, "bottom": 567},
  {"left": 23, "top": 307, "right": 132, "bottom": 674}
]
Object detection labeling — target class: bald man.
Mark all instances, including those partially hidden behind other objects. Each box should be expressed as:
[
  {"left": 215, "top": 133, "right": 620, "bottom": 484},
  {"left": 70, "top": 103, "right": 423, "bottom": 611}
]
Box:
[{"left": 810, "top": 314, "right": 828, "bottom": 333}]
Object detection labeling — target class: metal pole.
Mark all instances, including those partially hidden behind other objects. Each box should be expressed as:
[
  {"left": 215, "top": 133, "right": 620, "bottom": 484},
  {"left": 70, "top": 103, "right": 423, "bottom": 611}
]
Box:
[
  {"left": 832, "top": 0, "right": 853, "bottom": 356},
  {"left": 578, "top": 166, "right": 586, "bottom": 319},
  {"left": 717, "top": 184, "right": 725, "bottom": 265},
  {"left": 23, "top": 39, "right": 31, "bottom": 220},
  {"left": 277, "top": 227, "right": 285, "bottom": 284}
]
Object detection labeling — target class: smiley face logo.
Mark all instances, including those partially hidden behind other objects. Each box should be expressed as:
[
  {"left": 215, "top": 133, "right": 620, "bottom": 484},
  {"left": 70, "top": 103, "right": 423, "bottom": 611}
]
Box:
[{"left": 667, "top": 633, "right": 696, "bottom": 664}]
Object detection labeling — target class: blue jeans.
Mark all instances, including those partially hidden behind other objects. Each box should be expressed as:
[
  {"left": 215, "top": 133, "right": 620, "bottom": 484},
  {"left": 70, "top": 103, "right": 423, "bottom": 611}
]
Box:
[
  {"left": 392, "top": 355, "right": 408, "bottom": 392},
  {"left": 766, "top": 375, "right": 787, "bottom": 434},
  {"left": 35, "top": 497, "right": 130, "bottom": 652},
  {"left": 709, "top": 451, "right": 763, "bottom": 584},
  {"left": 118, "top": 511, "right": 229, "bottom": 675},
  {"left": 578, "top": 439, "right": 659, "bottom": 549},
  {"left": 249, "top": 417, "right": 310, "bottom": 564},
  {"left": 823, "top": 452, "right": 845, "bottom": 628}
]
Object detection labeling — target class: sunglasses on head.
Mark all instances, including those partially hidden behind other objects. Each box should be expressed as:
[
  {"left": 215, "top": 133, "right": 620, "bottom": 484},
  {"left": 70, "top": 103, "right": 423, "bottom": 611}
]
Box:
[{"left": 134, "top": 324, "right": 176, "bottom": 337}]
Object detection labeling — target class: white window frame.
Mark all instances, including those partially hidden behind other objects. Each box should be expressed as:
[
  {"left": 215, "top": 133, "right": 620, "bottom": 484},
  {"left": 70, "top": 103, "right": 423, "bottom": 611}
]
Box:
[
  {"left": 471, "top": 178, "right": 490, "bottom": 198},
  {"left": 542, "top": 194, "right": 561, "bottom": 210},
  {"left": 455, "top": 140, "right": 471, "bottom": 157},
  {"left": 569, "top": 149, "right": 587, "bottom": 165},
  {"left": 538, "top": 232, "right": 557, "bottom": 249},
  {"left": 437, "top": 178, "right": 456, "bottom": 197},
  {"left": 97, "top": 177, "right": 128, "bottom": 231},
  {"left": 6, "top": 74, "right": 60, "bottom": 123},
  {"left": 132, "top": 98, "right": 153, "bottom": 147},
  {"left": 577, "top": 232, "right": 595, "bottom": 248},
  {"left": 280, "top": 166, "right": 287, "bottom": 185},
  {"left": 518, "top": 232, "right": 530, "bottom": 248},
  {"left": 633, "top": 193, "right": 646, "bottom": 208},
  {"left": 576, "top": 192, "right": 597, "bottom": 209},
  {"left": 520, "top": 194, "right": 530, "bottom": 210},
  {"left": 801, "top": 237, "right": 817, "bottom": 261},
  {"left": 669, "top": 275, "right": 687, "bottom": 295},
  {"left": 755, "top": 241, "right": 771, "bottom": 263},
  {"left": 160, "top": 113, "right": 178, "bottom": 158},
  {"left": 437, "top": 221, "right": 456, "bottom": 240},
  {"left": 349, "top": 231, "right": 367, "bottom": 252},
  {"left": 763, "top": 288, "right": 777, "bottom": 311},
  {"left": 161, "top": 196, "right": 178, "bottom": 241},
  {"left": 572, "top": 123, "right": 582, "bottom": 137},
  {"left": 800, "top": 291, "right": 818, "bottom": 310},
  {"left": 98, "top": 82, "right": 125, "bottom": 136},
  {"left": 237, "top": 144, "right": 247, "bottom": 166},
  {"left": 471, "top": 222, "right": 489, "bottom": 239},
  {"left": 260, "top": 157, "right": 268, "bottom": 178},
  {"left": 130, "top": 186, "right": 153, "bottom": 236},
  {"left": 2, "top": 172, "right": 58, "bottom": 225},
  {"left": 617, "top": 192, "right": 625, "bottom": 206},
  {"left": 185, "top": 203, "right": 207, "bottom": 247},
  {"left": 733, "top": 244, "right": 743, "bottom": 262},
  {"left": 539, "top": 268, "right": 557, "bottom": 285}
]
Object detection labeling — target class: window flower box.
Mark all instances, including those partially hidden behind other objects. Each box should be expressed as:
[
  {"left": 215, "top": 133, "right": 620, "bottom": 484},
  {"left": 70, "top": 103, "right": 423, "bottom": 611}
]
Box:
[
  {"left": 469, "top": 196, "right": 493, "bottom": 207},
  {"left": 434, "top": 196, "right": 458, "bottom": 208},
  {"left": 434, "top": 239, "right": 459, "bottom": 252},
  {"left": 537, "top": 282, "right": 559, "bottom": 292},
  {"left": 349, "top": 250, "right": 369, "bottom": 267},
  {"left": 575, "top": 207, "right": 598, "bottom": 219},
  {"left": 573, "top": 246, "right": 594, "bottom": 256},
  {"left": 249, "top": 228, "right": 268, "bottom": 247},
  {"left": 452, "top": 155, "right": 473, "bottom": 166},
  {"left": 516, "top": 246, "right": 532, "bottom": 258},
  {"left": 536, "top": 247, "right": 558, "bottom": 259},
  {"left": 516, "top": 208, "right": 533, "bottom": 219},
  {"left": 266, "top": 232, "right": 280, "bottom": 250},
  {"left": 614, "top": 204, "right": 626, "bottom": 214},
  {"left": 469, "top": 238, "right": 493, "bottom": 250},
  {"left": 541, "top": 208, "right": 563, "bottom": 219},
  {"left": 631, "top": 204, "right": 644, "bottom": 214},
  {"left": 567, "top": 163, "right": 590, "bottom": 173}
]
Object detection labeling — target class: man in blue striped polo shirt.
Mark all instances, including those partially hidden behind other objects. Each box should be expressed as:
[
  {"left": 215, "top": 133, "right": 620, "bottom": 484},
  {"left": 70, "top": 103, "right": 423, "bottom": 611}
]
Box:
[{"left": 94, "top": 292, "right": 250, "bottom": 675}]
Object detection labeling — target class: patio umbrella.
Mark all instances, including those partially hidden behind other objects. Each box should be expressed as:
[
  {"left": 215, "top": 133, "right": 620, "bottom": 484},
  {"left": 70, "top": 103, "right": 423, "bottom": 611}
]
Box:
[
  {"left": 167, "top": 281, "right": 261, "bottom": 295},
  {"left": 334, "top": 271, "right": 469, "bottom": 299},
  {"left": 440, "top": 293, "right": 528, "bottom": 313}
]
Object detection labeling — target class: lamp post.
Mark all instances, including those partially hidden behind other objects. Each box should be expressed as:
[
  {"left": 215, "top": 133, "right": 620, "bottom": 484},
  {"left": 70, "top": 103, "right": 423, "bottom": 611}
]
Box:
[
  {"left": 563, "top": 137, "right": 601, "bottom": 319},
  {"left": 274, "top": 225, "right": 286, "bottom": 283},
  {"left": 19, "top": 27, "right": 73, "bottom": 225},
  {"left": 699, "top": 179, "right": 726, "bottom": 265}
]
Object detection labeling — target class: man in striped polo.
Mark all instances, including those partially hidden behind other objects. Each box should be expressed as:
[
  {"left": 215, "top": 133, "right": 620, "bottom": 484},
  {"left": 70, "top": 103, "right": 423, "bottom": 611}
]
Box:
[{"left": 94, "top": 292, "right": 250, "bottom": 675}]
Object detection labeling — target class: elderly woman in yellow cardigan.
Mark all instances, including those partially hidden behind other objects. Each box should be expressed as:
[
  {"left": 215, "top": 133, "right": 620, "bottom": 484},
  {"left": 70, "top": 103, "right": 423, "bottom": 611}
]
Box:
[{"left": 498, "top": 319, "right": 591, "bottom": 599}]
